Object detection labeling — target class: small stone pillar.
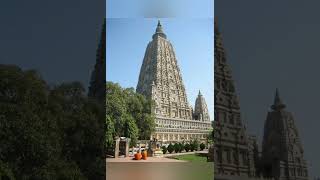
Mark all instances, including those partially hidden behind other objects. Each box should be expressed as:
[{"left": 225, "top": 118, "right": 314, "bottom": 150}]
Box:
[
  {"left": 114, "top": 138, "right": 120, "bottom": 158},
  {"left": 125, "top": 138, "right": 130, "bottom": 157}
]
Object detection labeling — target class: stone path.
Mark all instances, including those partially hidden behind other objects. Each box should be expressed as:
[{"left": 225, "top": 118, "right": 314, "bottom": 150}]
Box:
[
  {"left": 106, "top": 158, "right": 209, "bottom": 180},
  {"left": 106, "top": 156, "right": 187, "bottom": 162}
]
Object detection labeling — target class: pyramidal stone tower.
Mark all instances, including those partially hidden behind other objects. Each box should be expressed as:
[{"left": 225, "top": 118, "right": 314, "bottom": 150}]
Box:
[
  {"left": 194, "top": 90, "right": 210, "bottom": 121},
  {"left": 89, "top": 19, "right": 106, "bottom": 101},
  {"left": 137, "top": 21, "right": 212, "bottom": 142},
  {"left": 214, "top": 20, "right": 257, "bottom": 179},
  {"left": 214, "top": 19, "right": 310, "bottom": 180},
  {"left": 261, "top": 89, "right": 309, "bottom": 179},
  {"left": 137, "top": 20, "right": 192, "bottom": 120}
]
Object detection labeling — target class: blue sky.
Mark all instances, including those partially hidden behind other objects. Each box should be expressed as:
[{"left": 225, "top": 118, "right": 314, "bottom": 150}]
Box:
[
  {"left": 106, "top": 18, "right": 214, "bottom": 119},
  {"left": 107, "top": 0, "right": 213, "bottom": 18}
]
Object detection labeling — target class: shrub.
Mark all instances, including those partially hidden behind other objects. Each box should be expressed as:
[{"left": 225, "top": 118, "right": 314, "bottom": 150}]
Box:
[
  {"left": 179, "top": 143, "right": 184, "bottom": 153},
  {"left": 190, "top": 143, "right": 195, "bottom": 152},
  {"left": 192, "top": 140, "right": 199, "bottom": 151},
  {"left": 162, "top": 146, "right": 167, "bottom": 154},
  {"left": 174, "top": 143, "right": 180, "bottom": 153},
  {"left": 184, "top": 143, "right": 190, "bottom": 152},
  {"left": 167, "top": 143, "right": 174, "bottom": 154},
  {"left": 200, "top": 143, "right": 206, "bottom": 151}
]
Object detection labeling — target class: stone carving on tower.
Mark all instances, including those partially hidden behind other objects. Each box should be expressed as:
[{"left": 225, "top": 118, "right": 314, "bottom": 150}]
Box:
[
  {"left": 136, "top": 20, "right": 212, "bottom": 142},
  {"left": 213, "top": 18, "right": 310, "bottom": 180},
  {"left": 261, "top": 89, "right": 309, "bottom": 180},
  {"left": 194, "top": 90, "right": 210, "bottom": 121},
  {"left": 89, "top": 18, "right": 106, "bottom": 102},
  {"left": 137, "top": 20, "right": 192, "bottom": 120},
  {"left": 214, "top": 19, "right": 256, "bottom": 179}
]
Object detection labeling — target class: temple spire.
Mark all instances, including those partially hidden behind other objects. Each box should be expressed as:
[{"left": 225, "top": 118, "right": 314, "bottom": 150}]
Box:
[
  {"left": 156, "top": 20, "right": 162, "bottom": 32},
  {"left": 88, "top": 18, "right": 106, "bottom": 102},
  {"left": 194, "top": 90, "right": 210, "bottom": 121},
  {"left": 271, "top": 88, "right": 286, "bottom": 110},
  {"left": 153, "top": 20, "right": 166, "bottom": 39}
]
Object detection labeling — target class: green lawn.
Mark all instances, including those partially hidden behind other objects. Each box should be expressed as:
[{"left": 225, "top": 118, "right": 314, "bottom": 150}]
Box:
[
  {"left": 169, "top": 154, "right": 213, "bottom": 180},
  {"left": 171, "top": 154, "right": 208, "bottom": 162}
]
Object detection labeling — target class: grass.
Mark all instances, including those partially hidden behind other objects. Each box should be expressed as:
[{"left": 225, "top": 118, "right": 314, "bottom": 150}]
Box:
[
  {"left": 171, "top": 154, "right": 208, "bottom": 162},
  {"left": 167, "top": 154, "right": 213, "bottom": 180},
  {"left": 169, "top": 154, "right": 213, "bottom": 180}
]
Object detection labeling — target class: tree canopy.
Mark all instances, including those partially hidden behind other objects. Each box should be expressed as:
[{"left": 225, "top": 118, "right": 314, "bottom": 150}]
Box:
[
  {"left": 106, "top": 81, "right": 155, "bottom": 148},
  {"left": 0, "top": 65, "right": 104, "bottom": 179}
]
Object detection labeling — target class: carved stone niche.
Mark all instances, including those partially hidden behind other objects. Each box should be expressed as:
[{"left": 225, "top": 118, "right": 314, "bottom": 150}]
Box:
[{"left": 114, "top": 137, "right": 131, "bottom": 158}]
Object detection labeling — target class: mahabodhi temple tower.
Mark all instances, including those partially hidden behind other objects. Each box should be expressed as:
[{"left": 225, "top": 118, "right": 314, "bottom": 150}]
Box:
[
  {"left": 136, "top": 21, "right": 212, "bottom": 142},
  {"left": 261, "top": 89, "right": 309, "bottom": 179},
  {"left": 214, "top": 19, "right": 257, "bottom": 179},
  {"left": 89, "top": 19, "right": 106, "bottom": 101},
  {"left": 214, "top": 19, "right": 309, "bottom": 180}
]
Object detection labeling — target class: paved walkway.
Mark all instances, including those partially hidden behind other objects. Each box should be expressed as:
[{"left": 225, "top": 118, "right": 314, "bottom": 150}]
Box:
[
  {"left": 107, "top": 151, "right": 208, "bottom": 163},
  {"left": 106, "top": 151, "right": 211, "bottom": 180},
  {"left": 106, "top": 150, "right": 208, "bottom": 162},
  {"left": 106, "top": 158, "right": 207, "bottom": 180},
  {"left": 106, "top": 156, "right": 187, "bottom": 162}
]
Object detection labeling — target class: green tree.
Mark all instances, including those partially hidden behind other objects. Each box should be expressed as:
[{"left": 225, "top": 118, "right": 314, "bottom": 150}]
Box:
[
  {"left": 162, "top": 146, "right": 167, "bottom": 154},
  {"left": 106, "top": 82, "right": 127, "bottom": 137},
  {"left": 192, "top": 139, "right": 199, "bottom": 151},
  {"left": 167, "top": 143, "right": 174, "bottom": 154},
  {"left": 190, "top": 144, "right": 195, "bottom": 152},
  {"left": 184, "top": 144, "right": 190, "bottom": 152},
  {"left": 106, "top": 81, "right": 155, "bottom": 148},
  {"left": 106, "top": 115, "right": 115, "bottom": 149},
  {"left": 0, "top": 65, "right": 104, "bottom": 179},
  {"left": 123, "top": 114, "right": 139, "bottom": 147},
  {"left": 178, "top": 143, "right": 184, "bottom": 153},
  {"left": 174, "top": 143, "right": 180, "bottom": 153},
  {"left": 49, "top": 82, "right": 105, "bottom": 179},
  {"left": 125, "top": 88, "right": 155, "bottom": 140},
  {"left": 0, "top": 160, "right": 15, "bottom": 180},
  {"left": 0, "top": 65, "right": 59, "bottom": 179},
  {"left": 138, "top": 113, "right": 155, "bottom": 140},
  {"left": 200, "top": 143, "right": 206, "bottom": 151},
  {"left": 206, "top": 129, "right": 214, "bottom": 145}
]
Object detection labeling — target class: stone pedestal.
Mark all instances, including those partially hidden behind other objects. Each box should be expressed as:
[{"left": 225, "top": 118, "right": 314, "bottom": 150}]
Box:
[
  {"left": 124, "top": 138, "right": 130, "bottom": 157},
  {"left": 114, "top": 138, "right": 120, "bottom": 158},
  {"left": 114, "top": 137, "right": 130, "bottom": 158}
]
